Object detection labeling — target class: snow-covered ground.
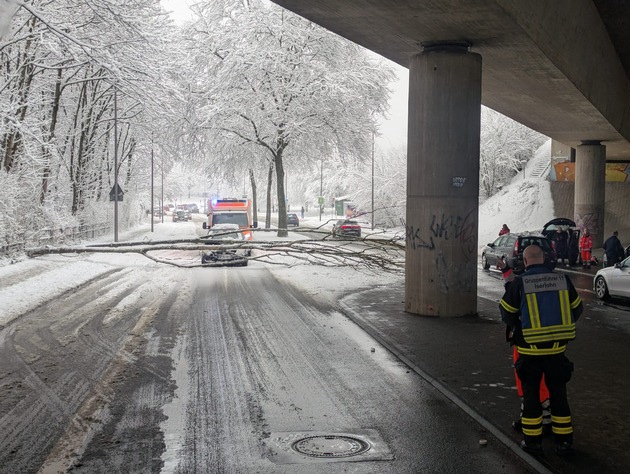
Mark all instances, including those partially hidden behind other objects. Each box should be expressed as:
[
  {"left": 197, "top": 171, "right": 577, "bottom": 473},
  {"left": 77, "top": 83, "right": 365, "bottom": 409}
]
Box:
[
  {"left": 478, "top": 139, "right": 554, "bottom": 247},
  {"left": 0, "top": 140, "right": 556, "bottom": 327}
]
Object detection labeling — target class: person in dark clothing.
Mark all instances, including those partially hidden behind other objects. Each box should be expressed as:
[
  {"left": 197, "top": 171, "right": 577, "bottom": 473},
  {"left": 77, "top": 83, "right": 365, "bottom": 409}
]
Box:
[
  {"left": 603, "top": 231, "right": 624, "bottom": 267},
  {"left": 553, "top": 229, "right": 569, "bottom": 265},
  {"left": 499, "top": 245, "right": 583, "bottom": 457}
]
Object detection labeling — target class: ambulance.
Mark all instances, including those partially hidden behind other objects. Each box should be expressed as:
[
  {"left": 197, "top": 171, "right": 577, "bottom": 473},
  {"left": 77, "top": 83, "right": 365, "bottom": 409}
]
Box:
[{"left": 203, "top": 198, "right": 255, "bottom": 240}]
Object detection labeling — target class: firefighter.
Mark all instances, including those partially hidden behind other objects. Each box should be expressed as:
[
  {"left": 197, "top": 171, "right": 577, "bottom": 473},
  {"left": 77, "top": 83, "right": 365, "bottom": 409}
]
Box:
[
  {"left": 497, "top": 257, "right": 551, "bottom": 435},
  {"left": 499, "top": 245, "right": 583, "bottom": 456},
  {"left": 579, "top": 229, "right": 593, "bottom": 269}
]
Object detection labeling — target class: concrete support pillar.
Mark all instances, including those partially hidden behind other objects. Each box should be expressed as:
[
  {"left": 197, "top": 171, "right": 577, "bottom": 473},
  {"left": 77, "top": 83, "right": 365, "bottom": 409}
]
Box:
[
  {"left": 405, "top": 42, "right": 481, "bottom": 317},
  {"left": 574, "top": 141, "right": 606, "bottom": 247}
]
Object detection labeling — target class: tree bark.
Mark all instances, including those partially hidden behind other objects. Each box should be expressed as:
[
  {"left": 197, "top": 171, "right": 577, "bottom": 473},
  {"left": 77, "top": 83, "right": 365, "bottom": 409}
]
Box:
[
  {"left": 265, "top": 161, "right": 273, "bottom": 229},
  {"left": 249, "top": 168, "right": 258, "bottom": 228},
  {"left": 274, "top": 145, "right": 287, "bottom": 237},
  {"left": 41, "top": 68, "right": 63, "bottom": 204}
]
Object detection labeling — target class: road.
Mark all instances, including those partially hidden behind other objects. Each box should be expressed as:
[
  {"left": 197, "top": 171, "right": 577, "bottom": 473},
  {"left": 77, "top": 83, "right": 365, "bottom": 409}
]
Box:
[
  {"left": 1, "top": 220, "right": 627, "bottom": 473},
  {"left": 1, "top": 251, "right": 535, "bottom": 473}
]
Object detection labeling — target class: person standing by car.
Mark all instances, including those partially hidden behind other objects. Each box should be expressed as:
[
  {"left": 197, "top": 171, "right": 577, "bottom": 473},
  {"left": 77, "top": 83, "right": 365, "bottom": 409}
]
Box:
[
  {"left": 499, "top": 224, "right": 510, "bottom": 236},
  {"left": 579, "top": 229, "right": 593, "bottom": 269},
  {"left": 499, "top": 244, "right": 583, "bottom": 456},
  {"left": 603, "top": 230, "right": 624, "bottom": 267},
  {"left": 553, "top": 229, "right": 569, "bottom": 265}
]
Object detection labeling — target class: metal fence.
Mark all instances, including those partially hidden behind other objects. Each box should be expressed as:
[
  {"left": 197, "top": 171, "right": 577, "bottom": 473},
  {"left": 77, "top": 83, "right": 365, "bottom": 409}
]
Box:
[{"left": 0, "top": 223, "right": 111, "bottom": 256}]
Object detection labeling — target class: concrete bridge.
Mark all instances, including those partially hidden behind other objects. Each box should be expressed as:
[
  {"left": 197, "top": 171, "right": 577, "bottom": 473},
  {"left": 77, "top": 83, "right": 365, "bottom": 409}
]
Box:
[{"left": 271, "top": 0, "right": 630, "bottom": 316}]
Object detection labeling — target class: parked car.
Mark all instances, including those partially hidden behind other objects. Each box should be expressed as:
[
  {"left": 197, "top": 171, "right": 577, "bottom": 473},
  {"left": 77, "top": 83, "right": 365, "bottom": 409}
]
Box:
[
  {"left": 186, "top": 203, "right": 199, "bottom": 213},
  {"left": 332, "top": 219, "right": 361, "bottom": 238},
  {"left": 172, "top": 210, "right": 189, "bottom": 222},
  {"left": 593, "top": 256, "right": 630, "bottom": 300},
  {"left": 481, "top": 232, "right": 557, "bottom": 274},
  {"left": 287, "top": 213, "right": 299, "bottom": 227},
  {"left": 201, "top": 223, "right": 250, "bottom": 266}
]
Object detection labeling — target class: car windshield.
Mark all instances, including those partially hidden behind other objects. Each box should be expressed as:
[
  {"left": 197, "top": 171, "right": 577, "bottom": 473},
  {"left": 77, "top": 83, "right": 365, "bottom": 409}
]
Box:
[{"left": 213, "top": 213, "right": 248, "bottom": 227}]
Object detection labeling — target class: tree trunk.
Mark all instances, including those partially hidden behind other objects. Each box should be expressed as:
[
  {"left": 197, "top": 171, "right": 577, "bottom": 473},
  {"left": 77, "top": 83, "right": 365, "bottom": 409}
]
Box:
[
  {"left": 265, "top": 162, "right": 273, "bottom": 229},
  {"left": 3, "top": 17, "right": 37, "bottom": 172},
  {"left": 249, "top": 168, "right": 258, "bottom": 228},
  {"left": 41, "top": 68, "right": 63, "bottom": 204},
  {"left": 274, "top": 147, "right": 287, "bottom": 237}
]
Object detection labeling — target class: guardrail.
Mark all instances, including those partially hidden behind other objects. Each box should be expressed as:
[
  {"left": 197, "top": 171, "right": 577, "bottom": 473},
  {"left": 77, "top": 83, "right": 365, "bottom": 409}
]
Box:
[{"left": 0, "top": 223, "right": 111, "bottom": 256}]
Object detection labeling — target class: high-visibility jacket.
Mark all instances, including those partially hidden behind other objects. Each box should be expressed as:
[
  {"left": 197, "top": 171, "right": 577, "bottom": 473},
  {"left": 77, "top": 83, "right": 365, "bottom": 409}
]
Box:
[
  {"left": 579, "top": 234, "right": 593, "bottom": 251},
  {"left": 500, "top": 264, "right": 583, "bottom": 356}
]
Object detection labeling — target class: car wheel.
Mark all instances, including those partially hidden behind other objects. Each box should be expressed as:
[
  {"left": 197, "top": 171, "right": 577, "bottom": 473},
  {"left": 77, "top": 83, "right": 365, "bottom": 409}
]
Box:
[
  {"left": 595, "top": 276, "right": 610, "bottom": 300},
  {"left": 482, "top": 253, "right": 490, "bottom": 270}
]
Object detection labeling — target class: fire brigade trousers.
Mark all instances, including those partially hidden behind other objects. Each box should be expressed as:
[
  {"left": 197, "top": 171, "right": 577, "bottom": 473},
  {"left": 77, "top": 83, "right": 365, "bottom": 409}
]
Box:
[
  {"left": 515, "top": 353, "right": 574, "bottom": 444},
  {"left": 581, "top": 249, "right": 592, "bottom": 265}
]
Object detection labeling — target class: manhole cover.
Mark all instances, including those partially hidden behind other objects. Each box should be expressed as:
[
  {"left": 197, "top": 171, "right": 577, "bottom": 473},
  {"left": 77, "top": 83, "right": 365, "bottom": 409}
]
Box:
[{"left": 291, "top": 435, "right": 371, "bottom": 458}]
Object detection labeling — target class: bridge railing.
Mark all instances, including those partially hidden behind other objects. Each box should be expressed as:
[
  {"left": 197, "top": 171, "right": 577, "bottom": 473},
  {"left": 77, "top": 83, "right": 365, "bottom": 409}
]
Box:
[{"left": 0, "top": 223, "right": 111, "bottom": 256}]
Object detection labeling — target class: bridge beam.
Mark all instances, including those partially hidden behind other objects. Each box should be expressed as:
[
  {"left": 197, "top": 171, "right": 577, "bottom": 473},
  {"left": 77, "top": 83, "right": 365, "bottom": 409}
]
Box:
[{"left": 405, "top": 43, "right": 481, "bottom": 317}]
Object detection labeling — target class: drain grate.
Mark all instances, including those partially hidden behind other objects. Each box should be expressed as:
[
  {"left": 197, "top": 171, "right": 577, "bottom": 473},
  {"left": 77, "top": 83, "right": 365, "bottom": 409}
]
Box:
[{"left": 292, "top": 435, "right": 371, "bottom": 458}]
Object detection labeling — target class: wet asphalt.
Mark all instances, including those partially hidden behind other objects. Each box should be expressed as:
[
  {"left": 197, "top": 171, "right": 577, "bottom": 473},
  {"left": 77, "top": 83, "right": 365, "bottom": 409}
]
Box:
[{"left": 339, "top": 263, "right": 630, "bottom": 474}]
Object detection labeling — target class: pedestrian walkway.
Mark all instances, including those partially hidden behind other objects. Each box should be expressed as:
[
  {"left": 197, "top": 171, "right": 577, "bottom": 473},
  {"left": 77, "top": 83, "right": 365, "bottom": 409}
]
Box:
[{"left": 339, "top": 265, "right": 629, "bottom": 473}]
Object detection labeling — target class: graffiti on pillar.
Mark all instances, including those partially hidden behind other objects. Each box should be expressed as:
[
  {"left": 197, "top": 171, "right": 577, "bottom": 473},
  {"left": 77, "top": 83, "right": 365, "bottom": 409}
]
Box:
[
  {"left": 435, "top": 252, "right": 476, "bottom": 294},
  {"left": 406, "top": 225, "right": 436, "bottom": 251},
  {"left": 429, "top": 209, "right": 477, "bottom": 261},
  {"left": 406, "top": 209, "right": 477, "bottom": 261},
  {"left": 575, "top": 212, "right": 601, "bottom": 236}
]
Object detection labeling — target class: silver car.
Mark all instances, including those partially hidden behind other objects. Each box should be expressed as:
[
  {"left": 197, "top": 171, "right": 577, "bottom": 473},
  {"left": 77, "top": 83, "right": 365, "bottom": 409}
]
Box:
[{"left": 593, "top": 256, "right": 630, "bottom": 300}]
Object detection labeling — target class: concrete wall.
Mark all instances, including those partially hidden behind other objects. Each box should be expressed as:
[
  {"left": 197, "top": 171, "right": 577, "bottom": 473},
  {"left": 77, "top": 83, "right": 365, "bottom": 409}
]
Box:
[{"left": 550, "top": 182, "right": 630, "bottom": 246}]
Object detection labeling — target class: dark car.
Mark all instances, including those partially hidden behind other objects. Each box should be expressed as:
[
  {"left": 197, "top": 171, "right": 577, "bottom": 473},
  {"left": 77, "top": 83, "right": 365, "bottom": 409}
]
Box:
[
  {"left": 287, "top": 213, "right": 299, "bottom": 227},
  {"left": 332, "top": 219, "right": 361, "bottom": 238},
  {"left": 481, "top": 232, "right": 557, "bottom": 274},
  {"left": 201, "top": 224, "right": 250, "bottom": 266},
  {"left": 172, "top": 210, "right": 189, "bottom": 222},
  {"left": 186, "top": 203, "right": 199, "bottom": 213}
]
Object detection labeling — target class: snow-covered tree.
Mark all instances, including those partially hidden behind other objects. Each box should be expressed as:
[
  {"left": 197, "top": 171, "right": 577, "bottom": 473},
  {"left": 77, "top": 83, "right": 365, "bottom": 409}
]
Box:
[
  {"left": 479, "top": 108, "right": 546, "bottom": 198},
  {"left": 0, "top": 0, "right": 183, "bottom": 247},
  {"left": 180, "top": 0, "right": 394, "bottom": 236}
]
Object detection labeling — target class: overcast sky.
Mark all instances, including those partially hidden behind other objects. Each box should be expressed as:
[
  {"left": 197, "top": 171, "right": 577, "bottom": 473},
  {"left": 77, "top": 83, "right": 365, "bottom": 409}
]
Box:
[{"left": 160, "top": 0, "right": 409, "bottom": 150}]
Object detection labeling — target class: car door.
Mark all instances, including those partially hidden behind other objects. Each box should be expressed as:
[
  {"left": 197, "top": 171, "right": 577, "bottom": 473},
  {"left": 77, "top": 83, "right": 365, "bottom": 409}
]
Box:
[
  {"left": 608, "top": 257, "right": 630, "bottom": 297},
  {"left": 487, "top": 236, "right": 507, "bottom": 263}
]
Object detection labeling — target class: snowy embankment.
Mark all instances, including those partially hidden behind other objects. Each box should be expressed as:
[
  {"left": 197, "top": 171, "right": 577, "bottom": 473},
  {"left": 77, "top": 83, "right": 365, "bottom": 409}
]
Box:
[{"left": 478, "top": 140, "right": 554, "bottom": 247}]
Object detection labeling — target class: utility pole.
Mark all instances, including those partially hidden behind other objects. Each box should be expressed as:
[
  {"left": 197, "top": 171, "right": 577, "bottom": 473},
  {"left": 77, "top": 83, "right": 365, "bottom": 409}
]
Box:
[
  {"left": 371, "top": 130, "right": 375, "bottom": 230},
  {"left": 319, "top": 159, "right": 323, "bottom": 221},
  {"left": 150, "top": 135, "right": 154, "bottom": 233},
  {"left": 113, "top": 85, "right": 119, "bottom": 242}
]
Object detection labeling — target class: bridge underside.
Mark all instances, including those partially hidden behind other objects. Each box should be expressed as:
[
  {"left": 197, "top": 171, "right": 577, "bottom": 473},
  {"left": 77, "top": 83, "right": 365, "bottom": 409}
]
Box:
[{"left": 271, "top": 0, "right": 630, "bottom": 160}]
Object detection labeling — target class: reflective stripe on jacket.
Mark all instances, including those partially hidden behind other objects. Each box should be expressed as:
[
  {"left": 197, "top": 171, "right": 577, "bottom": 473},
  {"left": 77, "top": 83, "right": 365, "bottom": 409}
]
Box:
[{"left": 499, "top": 265, "right": 582, "bottom": 356}]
